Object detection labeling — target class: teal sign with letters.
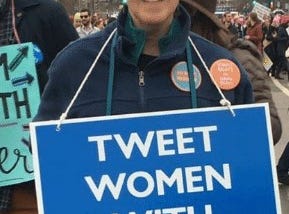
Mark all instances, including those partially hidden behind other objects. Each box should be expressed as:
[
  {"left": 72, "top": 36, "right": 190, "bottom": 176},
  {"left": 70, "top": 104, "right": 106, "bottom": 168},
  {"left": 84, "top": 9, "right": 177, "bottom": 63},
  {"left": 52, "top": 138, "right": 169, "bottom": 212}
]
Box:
[
  {"left": 0, "top": 42, "right": 40, "bottom": 186},
  {"left": 30, "top": 104, "right": 281, "bottom": 214}
]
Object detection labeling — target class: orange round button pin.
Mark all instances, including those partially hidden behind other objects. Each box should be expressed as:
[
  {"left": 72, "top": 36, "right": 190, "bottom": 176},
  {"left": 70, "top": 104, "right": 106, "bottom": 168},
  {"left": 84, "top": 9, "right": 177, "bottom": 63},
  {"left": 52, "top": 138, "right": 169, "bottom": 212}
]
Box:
[{"left": 210, "top": 59, "right": 241, "bottom": 90}]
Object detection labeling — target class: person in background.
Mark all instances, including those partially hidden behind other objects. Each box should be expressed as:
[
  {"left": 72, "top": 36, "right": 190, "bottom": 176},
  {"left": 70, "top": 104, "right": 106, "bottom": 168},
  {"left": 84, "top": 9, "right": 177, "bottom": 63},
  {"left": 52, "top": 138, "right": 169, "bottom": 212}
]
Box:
[
  {"left": 76, "top": 8, "right": 99, "bottom": 38},
  {"left": 73, "top": 12, "right": 82, "bottom": 29},
  {"left": 0, "top": 0, "right": 79, "bottom": 213},
  {"left": 262, "top": 14, "right": 272, "bottom": 40},
  {"left": 91, "top": 11, "right": 99, "bottom": 26},
  {"left": 95, "top": 18, "right": 105, "bottom": 31},
  {"left": 223, "top": 11, "right": 238, "bottom": 37},
  {"left": 238, "top": 15, "right": 247, "bottom": 37},
  {"left": 180, "top": 0, "right": 282, "bottom": 144},
  {"left": 245, "top": 12, "right": 263, "bottom": 54},
  {"left": 277, "top": 142, "right": 289, "bottom": 185},
  {"left": 233, "top": 15, "right": 246, "bottom": 38},
  {"left": 273, "top": 16, "right": 289, "bottom": 80},
  {"left": 264, "top": 15, "right": 279, "bottom": 77}
]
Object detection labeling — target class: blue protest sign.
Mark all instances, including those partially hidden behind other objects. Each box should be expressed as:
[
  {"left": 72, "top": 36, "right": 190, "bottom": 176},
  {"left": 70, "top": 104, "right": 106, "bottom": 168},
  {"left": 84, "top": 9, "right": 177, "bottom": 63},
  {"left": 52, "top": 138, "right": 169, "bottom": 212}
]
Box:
[
  {"left": 30, "top": 104, "right": 281, "bottom": 214},
  {"left": 0, "top": 42, "right": 40, "bottom": 186}
]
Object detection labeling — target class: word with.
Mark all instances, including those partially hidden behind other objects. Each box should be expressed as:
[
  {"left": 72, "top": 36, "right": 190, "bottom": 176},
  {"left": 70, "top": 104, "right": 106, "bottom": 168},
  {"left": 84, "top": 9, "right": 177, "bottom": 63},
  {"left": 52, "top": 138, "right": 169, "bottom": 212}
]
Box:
[
  {"left": 0, "top": 147, "right": 33, "bottom": 174},
  {"left": 0, "top": 88, "right": 31, "bottom": 119},
  {"left": 113, "top": 205, "right": 213, "bottom": 214},
  {"left": 88, "top": 126, "right": 218, "bottom": 162},
  {"left": 85, "top": 164, "right": 231, "bottom": 201}
]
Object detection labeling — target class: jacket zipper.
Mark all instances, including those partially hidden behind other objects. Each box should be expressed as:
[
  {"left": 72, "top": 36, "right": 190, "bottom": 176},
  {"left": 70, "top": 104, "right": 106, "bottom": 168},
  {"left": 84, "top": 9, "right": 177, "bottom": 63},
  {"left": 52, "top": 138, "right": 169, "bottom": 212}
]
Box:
[
  {"left": 138, "top": 70, "right": 145, "bottom": 110},
  {"left": 139, "top": 70, "right": 145, "bottom": 86}
]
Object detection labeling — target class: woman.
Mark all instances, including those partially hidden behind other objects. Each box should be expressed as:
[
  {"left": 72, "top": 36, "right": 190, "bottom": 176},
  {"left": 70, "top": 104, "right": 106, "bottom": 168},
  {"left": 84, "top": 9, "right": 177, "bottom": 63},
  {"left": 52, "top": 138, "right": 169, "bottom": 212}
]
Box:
[
  {"left": 35, "top": 0, "right": 253, "bottom": 122},
  {"left": 73, "top": 12, "right": 82, "bottom": 29},
  {"left": 274, "top": 18, "right": 289, "bottom": 79},
  {"left": 32, "top": 4, "right": 253, "bottom": 211},
  {"left": 263, "top": 15, "right": 278, "bottom": 77},
  {"left": 245, "top": 12, "right": 264, "bottom": 54}
]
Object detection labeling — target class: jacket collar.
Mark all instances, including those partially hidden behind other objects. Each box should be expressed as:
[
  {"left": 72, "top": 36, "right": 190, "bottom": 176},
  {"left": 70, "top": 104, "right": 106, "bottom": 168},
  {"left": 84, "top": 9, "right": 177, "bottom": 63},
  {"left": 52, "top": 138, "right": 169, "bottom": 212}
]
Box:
[{"left": 116, "top": 4, "right": 191, "bottom": 65}]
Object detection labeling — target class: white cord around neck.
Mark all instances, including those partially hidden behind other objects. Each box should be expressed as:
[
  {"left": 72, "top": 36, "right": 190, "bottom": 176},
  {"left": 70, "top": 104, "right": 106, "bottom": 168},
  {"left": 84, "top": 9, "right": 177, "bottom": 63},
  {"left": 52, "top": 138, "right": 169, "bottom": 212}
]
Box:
[
  {"left": 188, "top": 36, "right": 236, "bottom": 117},
  {"left": 56, "top": 28, "right": 117, "bottom": 131},
  {"left": 56, "top": 30, "right": 235, "bottom": 130}
]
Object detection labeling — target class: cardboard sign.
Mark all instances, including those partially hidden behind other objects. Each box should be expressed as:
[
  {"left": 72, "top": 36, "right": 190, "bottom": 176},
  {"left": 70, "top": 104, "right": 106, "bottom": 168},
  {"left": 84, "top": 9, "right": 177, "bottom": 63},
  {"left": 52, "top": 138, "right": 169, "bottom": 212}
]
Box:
[
  {"left": 0, "top": 42, "right": 40, "bottom": 186},
  {"left": 252, "top": 2, "right": 271, "bottom": 21},
  {"left": 263, "top": 52, "right": 273, "bottom": 71},
  {"left": 30, "top": 104, "right": 281, "bottom": 214}
]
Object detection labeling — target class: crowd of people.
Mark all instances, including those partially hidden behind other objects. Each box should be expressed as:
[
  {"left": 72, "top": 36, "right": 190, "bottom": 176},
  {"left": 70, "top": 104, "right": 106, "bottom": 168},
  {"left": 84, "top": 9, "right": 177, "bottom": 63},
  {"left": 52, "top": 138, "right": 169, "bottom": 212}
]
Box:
[
  {"left": 218, "top": 11, "right": 289, "bottom": 184},
  {"left": 71, "top": 9, "right": 117, "bottom": 38},
  {"left": 70, "top": 5, "right": 289, "bottom": 81},
  {"left": 0, "top": 0, "right": 289, "bottom": 213},
  {"left": 219, "top": 10, "right": 289, "bottom": 80}
]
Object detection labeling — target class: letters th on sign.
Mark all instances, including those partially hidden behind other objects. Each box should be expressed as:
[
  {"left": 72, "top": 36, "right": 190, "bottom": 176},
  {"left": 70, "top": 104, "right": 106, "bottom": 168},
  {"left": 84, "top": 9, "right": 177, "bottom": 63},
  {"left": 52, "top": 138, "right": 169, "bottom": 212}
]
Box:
[{"left": 0, "top": 42, "right": 41, "bottom": 186}]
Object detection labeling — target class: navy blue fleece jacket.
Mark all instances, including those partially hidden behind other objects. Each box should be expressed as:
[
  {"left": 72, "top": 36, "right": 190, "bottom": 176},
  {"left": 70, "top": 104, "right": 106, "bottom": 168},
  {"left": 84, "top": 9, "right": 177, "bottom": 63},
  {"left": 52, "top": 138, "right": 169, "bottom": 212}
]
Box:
[{"left": 34, "top": 5, "right": 253, "bottom": 121}]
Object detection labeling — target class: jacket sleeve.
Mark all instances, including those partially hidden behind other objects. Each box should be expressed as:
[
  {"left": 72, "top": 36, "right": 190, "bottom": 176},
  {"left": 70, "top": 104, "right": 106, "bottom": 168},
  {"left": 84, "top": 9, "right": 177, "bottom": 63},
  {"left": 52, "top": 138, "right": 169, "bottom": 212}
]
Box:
[
  {"left": 229, "top": 39, "right": 282, "bottom": 144},
  {"left": 276, "top": 27, "right": 289, "bottom": 42},
  {"left": 248, "top": 24, "right": 263, "bottom": 45},
  {"left": 33, "top": 47, "right": 78, "bottom": 122}
]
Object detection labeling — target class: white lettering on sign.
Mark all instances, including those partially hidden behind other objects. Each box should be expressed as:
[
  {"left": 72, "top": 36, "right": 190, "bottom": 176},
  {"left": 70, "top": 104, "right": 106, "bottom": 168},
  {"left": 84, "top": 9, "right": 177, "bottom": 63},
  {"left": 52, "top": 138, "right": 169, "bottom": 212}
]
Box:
[
  {"left": 88, "top": 126, "right": 217, "bottom": 162},
  {"left": 124, "top": 204, "right": 213, "bottom": 214},
  {"left": 84, "top": 164, "right": 231, "bottom": 201}
]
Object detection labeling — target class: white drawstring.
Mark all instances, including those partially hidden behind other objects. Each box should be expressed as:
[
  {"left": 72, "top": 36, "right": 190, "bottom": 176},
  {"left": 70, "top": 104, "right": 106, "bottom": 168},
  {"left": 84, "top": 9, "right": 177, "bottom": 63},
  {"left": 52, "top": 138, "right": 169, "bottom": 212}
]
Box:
[
  {"left": 56, "top": 28, "right": 117, "bottom": 131},
  {"left": 188, "top": 36, "right": 236, "bottom": 117},
  {"left": 56, "top": 30, "right": 235, "bottom": 131}
]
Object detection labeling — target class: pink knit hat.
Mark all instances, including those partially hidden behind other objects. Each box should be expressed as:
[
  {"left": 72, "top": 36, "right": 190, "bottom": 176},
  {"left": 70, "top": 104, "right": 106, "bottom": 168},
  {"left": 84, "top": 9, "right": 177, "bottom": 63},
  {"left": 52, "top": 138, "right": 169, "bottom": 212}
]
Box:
[
  {"left": 272, "top": 14, "right": 281, "bottom": 25},
  {"left": 280, "top": 15, "right": 289, "bottom": 25}
]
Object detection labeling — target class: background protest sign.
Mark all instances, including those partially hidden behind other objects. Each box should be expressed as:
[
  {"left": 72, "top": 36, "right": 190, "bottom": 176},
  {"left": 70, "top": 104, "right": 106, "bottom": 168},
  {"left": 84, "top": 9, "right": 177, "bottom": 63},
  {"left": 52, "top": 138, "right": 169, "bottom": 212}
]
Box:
[
  {"left": 252, "top": 2, "right": 271, "bottom": 21},
  {"left": 263, "top": 52, "right": 273, "bottom": 71},
  {"left": 0, "top": 42, "right": 40, "bottom": 186},
  {"left": 30, "top": 103, "right": 281, "bottom": 214}
]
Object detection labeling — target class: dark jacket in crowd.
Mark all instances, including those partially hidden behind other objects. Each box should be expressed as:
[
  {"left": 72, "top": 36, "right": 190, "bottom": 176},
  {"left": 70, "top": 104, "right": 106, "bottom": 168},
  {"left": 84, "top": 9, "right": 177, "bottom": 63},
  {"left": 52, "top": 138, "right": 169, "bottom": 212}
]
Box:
[
  {"left": 264, "top": 25, "right": 278, "bottom": 62},
  {"left": 15, "top": 0, "right": 79, "bottom": 92},
  {"left": 275, "top": 24, "right": 289, "bottom": 57}
]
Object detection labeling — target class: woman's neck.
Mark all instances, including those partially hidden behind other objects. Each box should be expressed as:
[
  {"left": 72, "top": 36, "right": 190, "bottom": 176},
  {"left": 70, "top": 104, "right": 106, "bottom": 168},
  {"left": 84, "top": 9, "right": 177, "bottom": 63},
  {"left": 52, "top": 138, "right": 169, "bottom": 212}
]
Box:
[
  {"left": 140, "top": 18, "right": 173, "bottom": 56},
  {"left": 143, "top": 32, "right": 162, "bottom": 56}
]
